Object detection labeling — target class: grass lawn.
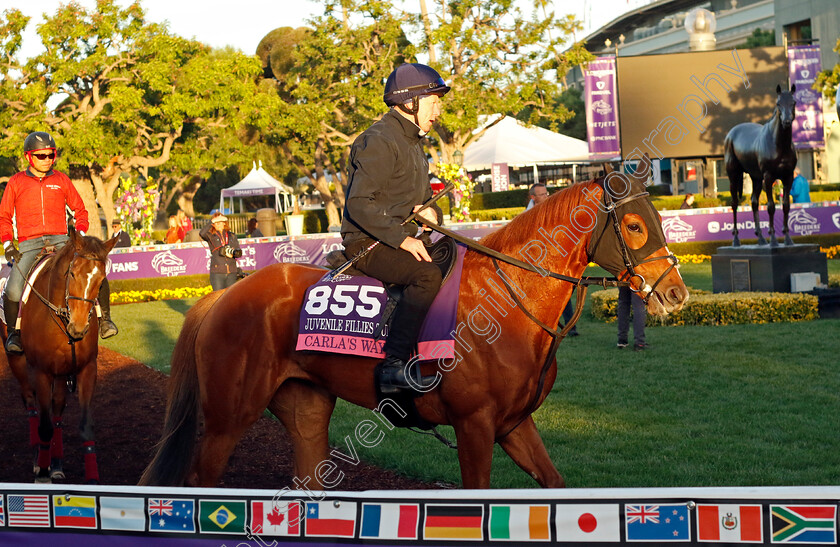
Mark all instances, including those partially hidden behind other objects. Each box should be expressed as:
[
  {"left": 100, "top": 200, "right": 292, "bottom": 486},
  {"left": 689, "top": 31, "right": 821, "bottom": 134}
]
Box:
[{"left": 105, "top": 261, "right": 840, "bottom": 488}]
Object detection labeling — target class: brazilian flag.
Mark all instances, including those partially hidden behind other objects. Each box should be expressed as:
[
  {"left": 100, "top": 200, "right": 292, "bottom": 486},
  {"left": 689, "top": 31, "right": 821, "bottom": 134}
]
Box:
[{"left": 198, "top": 500, "right": 247, "bottom": 534}]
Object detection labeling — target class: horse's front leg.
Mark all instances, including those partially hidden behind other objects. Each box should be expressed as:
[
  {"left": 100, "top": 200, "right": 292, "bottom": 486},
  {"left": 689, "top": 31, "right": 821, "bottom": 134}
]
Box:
[
  {"left": 728, "top": 169, "right": 743, "bottom": 247},
  {"left": 751, "top": 180, "right": 768, "bottom": 245},
  {"left": 33, "top": 371, "right": 54, "bottom": 483},
  {"left": 75, "top": 361, "right": 99, "bottom": 483},
  {"left": 764, "top": 178, "right": 779, "bottom": 247},
  {"left": 453, "top": 413, "right": 496, "bottom": 488},
  {"left": 48, "top": 376, "right": 68, "bottom": 480},
  {"left": 781, "top": 187, "right": 793, "bottom": 245},
  {"left": 498, "top": 415, "right": 564, "bottom": 488}
]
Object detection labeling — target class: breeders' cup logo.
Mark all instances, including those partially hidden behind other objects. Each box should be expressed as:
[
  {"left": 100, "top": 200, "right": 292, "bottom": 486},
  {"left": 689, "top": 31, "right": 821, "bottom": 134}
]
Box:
[
  {"left": 151, "top": 250, "right": 187, "bottom": 277},
  {"left": 661, "top": 217, "right": 696, "bottom": 243},
  {"left": 591, "top": 99, "right": 613, "bottom": 116},
  {"left": 788, "top": 209, "right": 820, "bottom": 236},
  {"left": 274, "top": 242, "right": 309, "bottom": 263}
]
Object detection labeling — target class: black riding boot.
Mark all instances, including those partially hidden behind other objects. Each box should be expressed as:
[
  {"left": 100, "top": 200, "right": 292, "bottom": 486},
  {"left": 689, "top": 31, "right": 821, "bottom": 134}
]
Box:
[
  {"left": 4, "top": 297, "right": 22, "bottom": 354},
  {"left": 98, "top": 279, "right": 118, "bottom": 339},
  {"left": 378, "top": 355, "right": 436, "bottom": 395}
]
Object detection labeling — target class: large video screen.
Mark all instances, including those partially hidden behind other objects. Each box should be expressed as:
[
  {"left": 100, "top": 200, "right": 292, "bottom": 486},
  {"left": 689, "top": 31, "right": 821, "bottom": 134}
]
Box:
[{"left": 616, "top": 47, "right": 788, "bottom": 159}]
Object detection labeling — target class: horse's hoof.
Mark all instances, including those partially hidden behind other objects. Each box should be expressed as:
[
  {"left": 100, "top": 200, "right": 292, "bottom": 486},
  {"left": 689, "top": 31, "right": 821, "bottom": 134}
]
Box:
[
  {"left": 34, "top": 475, "right": 52, "bottom": 484},
  {"left": 50, "top": 469, "right": 65, "bottom": 480},
  {"left": 86, "top": 479, "right": 99, "bottom": 485},
  {"left": 757, "top": 237, "right": 768, "bottom": 246},
  {"left": 770, "top": 238, "right": 779, "bottom": 247},
  {"left": 785, "top": 237, "right": 794, "bottom": 246}
]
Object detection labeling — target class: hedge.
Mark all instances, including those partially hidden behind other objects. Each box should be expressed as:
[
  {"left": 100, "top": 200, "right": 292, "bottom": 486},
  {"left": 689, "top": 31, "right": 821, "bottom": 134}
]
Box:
[{"left": 591, "top": 288, "right": 819, "bottom": 326}]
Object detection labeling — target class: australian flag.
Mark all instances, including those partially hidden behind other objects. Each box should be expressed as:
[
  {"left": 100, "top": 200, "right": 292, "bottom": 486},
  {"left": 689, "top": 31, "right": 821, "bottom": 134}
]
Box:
[
  {"left": 625, "top": 504, "right": 690, "bottom": 541},
  {"left": 149, "top": 498, "right": 195, "bottom": 533}
]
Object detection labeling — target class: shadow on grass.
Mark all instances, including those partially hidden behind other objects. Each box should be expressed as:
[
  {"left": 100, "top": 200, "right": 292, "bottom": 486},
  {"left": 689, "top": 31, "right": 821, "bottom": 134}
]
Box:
[{"left": 162, "top": 299, "right": 193, "bottom": 316}]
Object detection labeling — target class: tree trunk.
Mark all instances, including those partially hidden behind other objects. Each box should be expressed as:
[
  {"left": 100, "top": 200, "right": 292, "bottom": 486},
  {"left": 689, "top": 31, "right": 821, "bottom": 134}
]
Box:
[
  {"left": 419, "top": 0, "right": 437, "bottom": 64},
  {"left": 176, "top": 176, "right": 201, "bottom": 218},
  {"left": 71, "top": 177, "right": 103, "bottom": 239}
]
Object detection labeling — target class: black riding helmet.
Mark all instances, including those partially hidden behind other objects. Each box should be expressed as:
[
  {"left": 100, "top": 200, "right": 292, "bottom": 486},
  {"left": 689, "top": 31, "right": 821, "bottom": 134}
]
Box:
[
  {"left": 23, "top": 131, "right": 58, "bottom": 170},
  {"left": 384, "top": 63, "right": 450, "bottom": 127}
]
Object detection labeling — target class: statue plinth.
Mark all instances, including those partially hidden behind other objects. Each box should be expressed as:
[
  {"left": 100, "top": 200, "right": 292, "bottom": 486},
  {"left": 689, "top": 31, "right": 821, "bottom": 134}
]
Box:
[{"left": 711, "top": 243, "right": 827, "bottom": 293}]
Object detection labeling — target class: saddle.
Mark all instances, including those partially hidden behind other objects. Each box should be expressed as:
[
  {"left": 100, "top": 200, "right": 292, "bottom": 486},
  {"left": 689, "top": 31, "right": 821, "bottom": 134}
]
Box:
[
  {"left": 325, "top": 235, "right": 458, "bottom": 340},
  {"left": 322, "top": 236, "right": 459, "bottom": 430}
]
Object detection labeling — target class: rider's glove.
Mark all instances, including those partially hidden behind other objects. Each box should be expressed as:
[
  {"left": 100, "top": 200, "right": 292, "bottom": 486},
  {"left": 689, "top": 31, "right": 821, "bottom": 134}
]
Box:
[{"left": 3, "top": 242, "right": 22, "bottom": 263}]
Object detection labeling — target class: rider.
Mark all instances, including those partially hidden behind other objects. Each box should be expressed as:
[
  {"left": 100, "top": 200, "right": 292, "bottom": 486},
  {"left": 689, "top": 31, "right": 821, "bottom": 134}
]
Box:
[
  {"left": 341, "top": 63, "right": 450, "bottom": 394},
  {"left": 0, "top": 131, "right": 118, "bottom": 354}
]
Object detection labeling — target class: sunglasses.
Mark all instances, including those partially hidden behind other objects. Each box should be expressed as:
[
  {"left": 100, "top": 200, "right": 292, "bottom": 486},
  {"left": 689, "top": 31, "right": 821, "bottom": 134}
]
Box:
[{"left": 31, "top": 152, "right": 56, "bottom": 160}]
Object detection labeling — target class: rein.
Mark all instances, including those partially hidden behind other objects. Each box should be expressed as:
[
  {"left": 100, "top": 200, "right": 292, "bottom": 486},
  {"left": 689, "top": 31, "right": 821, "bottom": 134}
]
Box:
[
  {"left": 421, "top": 181, "right": 676, "bottom": 439},
  {"left": 14, "top": 250, "right": 104, "bottom": 348}
]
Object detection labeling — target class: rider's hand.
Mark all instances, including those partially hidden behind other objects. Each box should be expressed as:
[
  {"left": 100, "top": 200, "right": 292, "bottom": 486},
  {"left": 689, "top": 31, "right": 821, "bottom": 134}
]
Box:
[
  {"left": 4, "top": 244, "right": 21, "bottom": 264},
  {"left": 413, "top": 205, "right": 438, "bottom": 230},
  {"left": 399, "top": 236, "right": 432, "bottom": 262}
]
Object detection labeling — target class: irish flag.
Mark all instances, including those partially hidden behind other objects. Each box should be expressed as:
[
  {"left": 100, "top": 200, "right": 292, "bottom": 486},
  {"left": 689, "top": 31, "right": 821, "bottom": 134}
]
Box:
[{"left": 489, "top": 504, "right": 550, "bottom": 541}]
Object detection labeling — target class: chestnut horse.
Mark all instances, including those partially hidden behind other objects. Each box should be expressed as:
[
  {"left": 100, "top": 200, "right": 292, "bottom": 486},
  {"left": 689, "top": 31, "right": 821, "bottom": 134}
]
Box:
[
  {"left": 3, "top": 228, "right": 117, "bottom": 483},
  {"left": 724, "top": 84, "right": 797, "bottom": 246},
  {"left": 141, "top": 162, "right": 689, "bottom": 489}
]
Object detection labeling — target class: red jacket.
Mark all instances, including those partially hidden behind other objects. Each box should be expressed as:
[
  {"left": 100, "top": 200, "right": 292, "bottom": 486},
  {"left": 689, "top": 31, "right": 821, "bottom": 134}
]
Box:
[{"left": 0, "top": 169, "right": 90, "bottom": 243}]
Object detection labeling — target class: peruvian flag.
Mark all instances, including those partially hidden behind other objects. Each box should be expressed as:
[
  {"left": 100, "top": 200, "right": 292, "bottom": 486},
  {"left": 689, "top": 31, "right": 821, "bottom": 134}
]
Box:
[{"left": 697, "top": 504, "right": 762, "bottom": 542}]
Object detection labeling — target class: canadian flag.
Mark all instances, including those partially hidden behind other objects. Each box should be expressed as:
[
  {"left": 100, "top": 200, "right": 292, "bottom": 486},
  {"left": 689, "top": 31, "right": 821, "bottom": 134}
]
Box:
[{"left": 249, "top": 500, "right": 301, "bottom": 537}]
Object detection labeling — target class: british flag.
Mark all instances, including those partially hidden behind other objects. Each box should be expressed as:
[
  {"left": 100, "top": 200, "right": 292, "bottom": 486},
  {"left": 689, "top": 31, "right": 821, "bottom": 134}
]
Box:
[
  {"left": 149, "top": 499, "right": 174, "bottom": 517},
  {"left": 626, "top": 505, "right": 660, "bottom": 524}
]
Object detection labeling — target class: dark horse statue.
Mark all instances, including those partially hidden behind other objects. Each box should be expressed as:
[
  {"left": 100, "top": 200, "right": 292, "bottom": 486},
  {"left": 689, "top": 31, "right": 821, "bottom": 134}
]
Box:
[
  {"left": 724, "top": 84, "right": 797, "bottom": 246},
  {"left": 141, "top": 160, "right": 689, "bottom": 489},
  {"left": 2, "top": 228, "right": 117, "bottom": 482}
]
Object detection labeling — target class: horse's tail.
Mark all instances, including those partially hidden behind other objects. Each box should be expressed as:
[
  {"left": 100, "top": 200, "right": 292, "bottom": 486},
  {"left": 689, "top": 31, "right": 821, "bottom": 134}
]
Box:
[{"left": 138, "top": 290, "right": 224, "bottom": 486}]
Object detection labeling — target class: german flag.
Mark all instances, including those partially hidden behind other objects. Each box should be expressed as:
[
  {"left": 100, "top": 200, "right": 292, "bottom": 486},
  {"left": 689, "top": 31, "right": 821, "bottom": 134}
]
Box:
[{"left": 424, "top": 504, "right": 483, "bottom": 540}]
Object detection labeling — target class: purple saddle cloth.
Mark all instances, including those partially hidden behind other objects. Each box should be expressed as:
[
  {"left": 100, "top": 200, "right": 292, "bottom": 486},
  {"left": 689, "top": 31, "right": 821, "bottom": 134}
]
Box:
[{"left": 296, "top": 245, "right": 465, "bottom": 359}]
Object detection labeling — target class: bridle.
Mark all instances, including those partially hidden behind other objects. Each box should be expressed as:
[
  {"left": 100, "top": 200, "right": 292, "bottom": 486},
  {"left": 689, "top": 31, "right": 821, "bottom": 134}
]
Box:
[
  {"left": 420, "top": 176, "right": 679, "bottom": 439},
  {"left": 589, "top": 181, "right": 679, "bottom": 305},
  {"left": 16, "top": 250, "right": 104, "bottom": 336}
]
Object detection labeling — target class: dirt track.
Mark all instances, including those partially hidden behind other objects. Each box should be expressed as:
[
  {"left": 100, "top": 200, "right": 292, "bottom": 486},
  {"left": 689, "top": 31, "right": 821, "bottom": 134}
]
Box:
[{"left": 0, "top": 347, "right": 439, "bottom": 490}]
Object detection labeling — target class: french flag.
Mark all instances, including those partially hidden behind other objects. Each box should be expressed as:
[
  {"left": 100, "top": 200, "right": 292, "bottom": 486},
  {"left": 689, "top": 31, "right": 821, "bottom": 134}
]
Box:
[{"left": 360, "top": 503, "right": 419, "bottom": 539}]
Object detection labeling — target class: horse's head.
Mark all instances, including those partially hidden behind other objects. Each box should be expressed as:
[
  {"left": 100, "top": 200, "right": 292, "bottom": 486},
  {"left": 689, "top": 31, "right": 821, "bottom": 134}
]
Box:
[
  {"left": 587, "top": 159, "right": 689, "bottom": 316},
  {"left": 775, "top": 84, "right": 796, "bottom": 129},
  {"left": 62, "top": 227, "right": 119, "bottom": 340}
]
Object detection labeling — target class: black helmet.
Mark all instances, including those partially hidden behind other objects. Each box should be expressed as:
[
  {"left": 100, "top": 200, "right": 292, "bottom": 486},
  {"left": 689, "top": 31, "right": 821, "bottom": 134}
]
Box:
[
  {"left": 24, "top": 131, "right": 57, "bottom": 153},
  {"left": 384, "top": 63, "right": 450, "bottom": 107}
]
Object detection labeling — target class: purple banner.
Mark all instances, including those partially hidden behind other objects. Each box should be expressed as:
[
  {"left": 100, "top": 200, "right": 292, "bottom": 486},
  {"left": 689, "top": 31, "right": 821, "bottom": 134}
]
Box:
[
  {"left": 490, "top": 163, "right": 509, "bottom": 192},
  {"left": 584, "top": 56, "right": 620, "bottom": 156},
  {"left": 660, "top": 202, "right": 840, "bottom": 244},
  {"left": 105, "top": 224, "right": 504, "bottom": 280},
  {"left": 788, "top": 45, "right": 824, "bottom": 149}
]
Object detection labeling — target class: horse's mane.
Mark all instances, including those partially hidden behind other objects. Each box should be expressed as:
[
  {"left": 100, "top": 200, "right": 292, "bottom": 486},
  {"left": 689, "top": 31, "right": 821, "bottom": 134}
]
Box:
[
  {"left": 50, "top": 232, "right": 109, "bottom": 271},
  {"left": 479, "top": 178, "right": 601, "bottom": 252}
]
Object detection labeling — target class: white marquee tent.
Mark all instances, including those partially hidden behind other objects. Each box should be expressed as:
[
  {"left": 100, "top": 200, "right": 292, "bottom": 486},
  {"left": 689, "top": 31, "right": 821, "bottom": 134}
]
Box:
[
  {"left": 462, "top": 116, "right": 591, "bottom": 171},
  {"left": 219, "top": 161, "right": 295, "bottom": 213}
]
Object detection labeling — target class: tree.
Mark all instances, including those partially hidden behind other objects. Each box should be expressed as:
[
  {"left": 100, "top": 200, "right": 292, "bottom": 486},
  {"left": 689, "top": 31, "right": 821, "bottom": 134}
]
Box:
[
  {"left": 0, "top": 2, "right": 277, "bottom": 235},
  {"left": 815, "top": 38, "right": 840, "bottom": 105},
  {"left": 735, "top": 28, "right": 775, "bottom": 49},
  {"left": 257, "top": 0, "right": 589, "bottom": 228}
]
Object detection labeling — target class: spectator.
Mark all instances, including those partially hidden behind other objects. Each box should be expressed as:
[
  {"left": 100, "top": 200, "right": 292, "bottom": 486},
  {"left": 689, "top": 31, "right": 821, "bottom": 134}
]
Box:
[
  {"left": 526, "top": 183, "right": 549, "bottom": 211},
  {"left": 165, "top": 215, "right": 185, "bottom": 244},
  {"left": 176, "top": 209, "right": 193, "bottom": 233},
  {"left": 246, "top": 217, "right": 263, "bottom": 238},
  {"left": 789, "top": 168, "right": 811, "bottom": 204},
  {"left": 111, "top": 219, "right": 132, "bottom": 248},
  {"left": 200, "top": 214, "right": 242, "bottom": 291},
  {"left": 617, "top": 286, "right": 648, "bottom": 351},
  {"left": 679, "top": 193, "right": 694, "bottom": 209}
]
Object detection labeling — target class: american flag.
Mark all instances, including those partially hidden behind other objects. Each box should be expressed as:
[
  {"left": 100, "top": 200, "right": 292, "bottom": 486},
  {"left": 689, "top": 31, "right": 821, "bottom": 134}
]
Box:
[
  {"left": 7, "top": 495, "right": 50, "bottom": 527},
  {"left": 626, "top": 505, "right": 660, "bottom": 525},
  {"left": 149, "top": 499, "right": 174, "bottom": 517}
]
